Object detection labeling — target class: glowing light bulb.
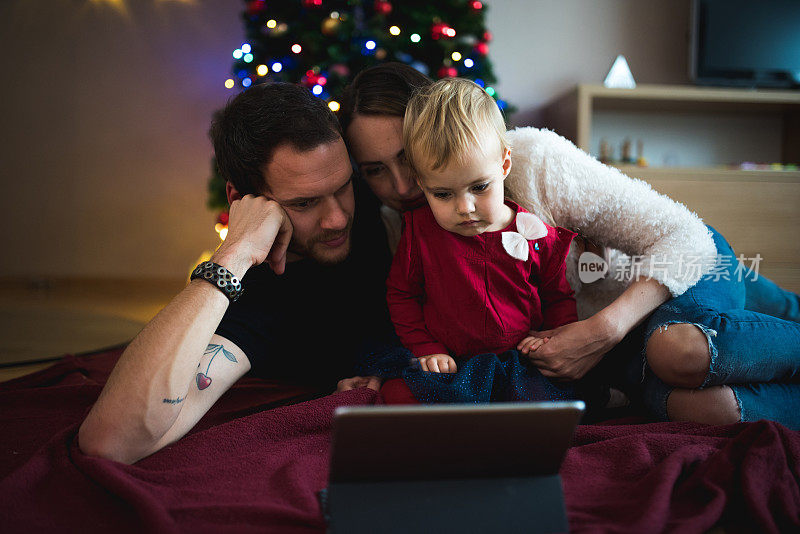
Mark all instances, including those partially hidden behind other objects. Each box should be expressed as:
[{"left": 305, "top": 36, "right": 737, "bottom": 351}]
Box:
[
  {"left": 219, "top": 227, "right": 228, "bottom": 241},
  {"left": 243, "top": 53, "right": 253, "bottom": 63},
  {"left": 389, "top": 26, "right": 401, "bottom": 36},
  {"left": 485, "top": 86, "right": 495, "bottom": 96},
  {"left": 312, "top": 84, "right": 323, "bottom": 95},
  {"left": 241, "top": 44, "right": 251, "bottom": 53},
  {"left": 266, "top": 19, "right": 277, "bottom": 28},
  {"left": 272, "top": 62, "right": 283, "bottom": 72},
  {"left": 451, "top": 52, "right": 462, "bottom": 61},
  {"left": 464, "top": 58, "right": 474, "bottom": 68},
  {"left": 291, "top": 44, "right": 302, "bottom": 53},
  {"left": 224, "top": 78, "right": 235, "bottom": 89},
  {"left": 233, "top": 49, "right": 243, "bottom": 59},
  {"left": 365, "top": 40, "right": 376, "bottom": 50},
  {"left": 410, "top": 33, "right": 421, "bottom": 43},
  {"left": 256, "top": 64, "right": 268, "bottom": 76},
  {"left": 317, "top": 76, "right": 327, "bottom": 85},
  {"left": 474, "top": 78, "right": 485, "bottom": 88},
  {"left": 328, "top": 100, "right": 340, "bottom": 112},
  {"left": 330, "top": 11, "right": 339, "bottom": 18},
  {"left": 242, "top": 78, "right": 252, "bottom": 87}
]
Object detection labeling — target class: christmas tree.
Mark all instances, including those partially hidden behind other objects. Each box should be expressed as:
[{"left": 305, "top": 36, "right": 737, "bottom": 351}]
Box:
[{"left": 209, "top": 0, "right": 509, "bottom": 221}]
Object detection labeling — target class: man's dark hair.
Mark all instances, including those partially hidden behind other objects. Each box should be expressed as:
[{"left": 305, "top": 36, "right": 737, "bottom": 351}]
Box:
[{"left": 209, "top": 82, "right": 342, "bottom": 195}]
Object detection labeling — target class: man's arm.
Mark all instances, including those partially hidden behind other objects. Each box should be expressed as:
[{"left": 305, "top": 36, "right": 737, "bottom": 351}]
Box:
[{"left": 78, "top": 196, "right": 292, "bottom": 464}]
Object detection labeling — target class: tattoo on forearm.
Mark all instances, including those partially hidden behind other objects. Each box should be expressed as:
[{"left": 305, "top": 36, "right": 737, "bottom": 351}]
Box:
[
  {"left": 162, "top": 396, "right": 184, "bottom": 405},
  {"left": 195, "top": 343, "right": 238, "bottom": 391}
]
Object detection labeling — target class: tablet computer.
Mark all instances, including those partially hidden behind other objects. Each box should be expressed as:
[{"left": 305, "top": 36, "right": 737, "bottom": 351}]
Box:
[
  {"left": 329, "top": 401, "right": 585, "bottom": 483},
  {"left": 325, "top": 401, "right": 584, "bottom": 533}
]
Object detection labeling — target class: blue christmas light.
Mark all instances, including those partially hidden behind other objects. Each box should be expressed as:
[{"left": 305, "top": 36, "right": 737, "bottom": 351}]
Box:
[
  {"left": 233, "top": 49, "right": 243, "bottom": 59},
  {"left": 237, "top": 69, "right": 248, "bottom": 78},
  {"left": 312, "top": 84, "right": 323, "bottom": 95},
  {"left": 271, "top": 62, "right": 283, "bottom": 72},
  {"left": 474, "top": 78, "right": 485, "bottom": 88},
  {"left": 497, "top": 100, "right": 507, "bottom": 110},
  {"left": 241, "top": 44, "right": 251, "bottom": 53},
  {"left": 464, "top": 58, "right": 474, "bottom": 68},
  {"left": 411, "top": 61, "right": 429, "bottom": 76},
  {"left": 242, "top": 77, "right": 252, "bottom": 87},
  {"left": 365, "top": 40, "right": 376, "bottom": 50},
  {"left": 244, "top": 53, "right": 254, "bottom": 63}
]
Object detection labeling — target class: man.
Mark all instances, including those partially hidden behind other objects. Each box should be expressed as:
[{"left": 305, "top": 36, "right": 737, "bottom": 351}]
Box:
[{"left": 78, "top": 83, "right": 394, "bottom": 464}]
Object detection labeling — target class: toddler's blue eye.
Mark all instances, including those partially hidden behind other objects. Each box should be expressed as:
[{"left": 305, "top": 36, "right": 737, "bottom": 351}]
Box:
[{"left": 472, "top": 182, "right": 489, "bottom": 192}]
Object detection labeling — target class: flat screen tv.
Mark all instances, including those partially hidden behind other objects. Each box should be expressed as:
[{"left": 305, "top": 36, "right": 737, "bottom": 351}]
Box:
[{"left": 690, "top": 0, "right": 800, "bottom": 88}]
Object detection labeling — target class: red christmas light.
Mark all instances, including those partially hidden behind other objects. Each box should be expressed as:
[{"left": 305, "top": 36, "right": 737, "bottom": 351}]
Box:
[
  {"left": 475, "top": 42, "right": 489, "bottom": 56},
  {"left": 374, "top": 0, "right": 392, "bottom": 15},
  {"left": 246, "top": 0, "right": 266, "bottom": 16},
  {"left": 471, "top": 1, "right": 483, "bottom": 10},
  {"left": 431, "top": 22, "right": 456, "bottom": 40},
  {"left": 437, "top": 66, "right": 458, "bottom": 78}
]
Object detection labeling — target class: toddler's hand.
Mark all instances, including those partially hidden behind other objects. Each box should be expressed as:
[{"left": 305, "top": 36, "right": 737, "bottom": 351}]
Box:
[
  {"left": 418, "top": 354, "right": 457, "bottom": 373},
  {"left": 517, "top": 335, "right": 550, "bottom": 355}
]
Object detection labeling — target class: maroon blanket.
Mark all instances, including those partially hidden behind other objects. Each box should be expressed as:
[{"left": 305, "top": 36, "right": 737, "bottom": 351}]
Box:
[{"left": 1, "top": 348, "right": 798, "bottom": 533}]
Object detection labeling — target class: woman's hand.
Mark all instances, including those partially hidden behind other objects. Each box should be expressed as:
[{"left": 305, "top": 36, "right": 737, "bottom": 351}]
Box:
[
  {"left": 418, "top": 354, "right": 457, "bottom": 374},
  {"left": 519, "top": 315, "right": 623, "bottom": 381}
]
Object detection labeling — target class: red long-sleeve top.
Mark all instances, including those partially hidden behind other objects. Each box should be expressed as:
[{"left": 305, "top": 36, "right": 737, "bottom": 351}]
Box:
[{"left": 386, "top": 201, "right": 577, "bottom": 358}]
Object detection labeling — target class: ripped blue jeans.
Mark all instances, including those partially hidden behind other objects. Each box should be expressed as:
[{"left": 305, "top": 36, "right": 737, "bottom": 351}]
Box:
[{"left": 636, "top": 225, "right": 800, "bottom": 428}]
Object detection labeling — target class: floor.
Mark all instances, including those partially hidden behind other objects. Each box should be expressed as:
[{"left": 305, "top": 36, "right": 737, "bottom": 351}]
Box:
[{"left": 0, "top": 278, "right": 185, "bottom": 382}]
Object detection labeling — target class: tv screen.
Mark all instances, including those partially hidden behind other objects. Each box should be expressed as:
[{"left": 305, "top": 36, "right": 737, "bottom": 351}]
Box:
[{"left": 691, "top": 0, "right": 800, "bottom": 88}]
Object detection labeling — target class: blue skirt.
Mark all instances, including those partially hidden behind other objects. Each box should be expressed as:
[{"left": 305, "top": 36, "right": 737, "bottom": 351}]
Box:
[{"left": 355, "top": 346, "right": 577, "bottom": 404}]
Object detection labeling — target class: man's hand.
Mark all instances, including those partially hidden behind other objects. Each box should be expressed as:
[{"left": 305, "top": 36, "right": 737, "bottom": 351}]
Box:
[
  {"left": 418, "top": 354, "right": 457, "bottom": 373},
  {"left": 517, "top": 335, "right": 550, "bottom": 355},
  {"left": 337, "top": 375, "right": 382, "bottom": 392},
  {"left": 212, "top": 195, "right": 293, "bottom": 277}
]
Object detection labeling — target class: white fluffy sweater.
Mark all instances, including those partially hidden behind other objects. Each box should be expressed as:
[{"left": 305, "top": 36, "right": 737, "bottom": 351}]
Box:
[
  {"left": 503, "top": 127, "right": 717, "bottom": 319},
  {"left": 381, "top": 127, "right": 718, "bottom": 321}
]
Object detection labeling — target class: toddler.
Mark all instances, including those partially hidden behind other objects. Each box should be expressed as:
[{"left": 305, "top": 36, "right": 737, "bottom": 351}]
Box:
[{"left": 382, "top": 78, "right": 578, "bottom": 403}]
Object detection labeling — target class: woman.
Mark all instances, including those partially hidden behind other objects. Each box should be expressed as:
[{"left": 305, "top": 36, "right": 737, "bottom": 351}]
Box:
[{"left": 338, "top": 63, "right": 800, "bottom": 429}]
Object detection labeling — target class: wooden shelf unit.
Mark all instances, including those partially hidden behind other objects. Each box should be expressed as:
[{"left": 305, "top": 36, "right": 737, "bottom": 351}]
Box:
[
  {"left": 541, "top": 84, "right": 800, "bottom": 292},
  {"left": 544, "top": 84, "right": 800, "bottom": 165}
]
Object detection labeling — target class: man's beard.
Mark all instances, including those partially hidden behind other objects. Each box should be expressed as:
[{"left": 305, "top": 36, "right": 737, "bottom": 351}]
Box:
[{"left": 288, "top": 218, "right": 353, "bottom": 264}]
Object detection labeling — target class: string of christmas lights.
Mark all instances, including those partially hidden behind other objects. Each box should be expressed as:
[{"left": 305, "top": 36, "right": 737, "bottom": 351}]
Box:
[
  {"left": 208, "top": 0, "right": 511, "bottom": 234},
  {"left": 224, "top": 0, "right": 508, "bottom": 111}
]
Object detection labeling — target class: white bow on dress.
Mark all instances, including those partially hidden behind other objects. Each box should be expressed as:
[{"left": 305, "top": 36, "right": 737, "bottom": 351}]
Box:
[{"left": 501, "top": 212, "right": 547, "bottom": 261}]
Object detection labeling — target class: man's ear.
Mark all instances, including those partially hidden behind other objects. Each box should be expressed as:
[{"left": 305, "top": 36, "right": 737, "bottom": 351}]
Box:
[
  {"left": 501, "top": 148, "right": 513, "bottom": 178},
  {"left": 226, "top": 181, "right": 243, "bottom": 204}
]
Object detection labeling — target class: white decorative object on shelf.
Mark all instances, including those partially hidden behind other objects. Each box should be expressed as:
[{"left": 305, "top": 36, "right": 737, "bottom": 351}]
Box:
[{"left": 604, "top": 55, "right": 636, "bottom": 89}]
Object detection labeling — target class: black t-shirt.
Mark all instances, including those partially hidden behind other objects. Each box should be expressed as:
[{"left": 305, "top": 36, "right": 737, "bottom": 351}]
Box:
[{"left": 215, "top": 181, "right": 397, "bottom": 387}]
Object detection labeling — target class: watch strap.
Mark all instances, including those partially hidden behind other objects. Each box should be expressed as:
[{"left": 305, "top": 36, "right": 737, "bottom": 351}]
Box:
[{"left": 190, "top": 261, "right": 243, "bottom": 302}]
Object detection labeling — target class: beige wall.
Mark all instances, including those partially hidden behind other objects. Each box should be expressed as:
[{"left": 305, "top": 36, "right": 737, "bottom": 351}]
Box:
[
  {"left": 487, "top": 0, "right": 691, "bottom": 125},
  {"left": 0, "top": 0, "right": 691, "bottom": 279}
]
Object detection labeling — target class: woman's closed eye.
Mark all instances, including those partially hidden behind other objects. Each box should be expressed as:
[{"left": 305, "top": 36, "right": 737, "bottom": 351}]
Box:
[{"left": 362, "top": 164, "right": 387, "bottom": 178}]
